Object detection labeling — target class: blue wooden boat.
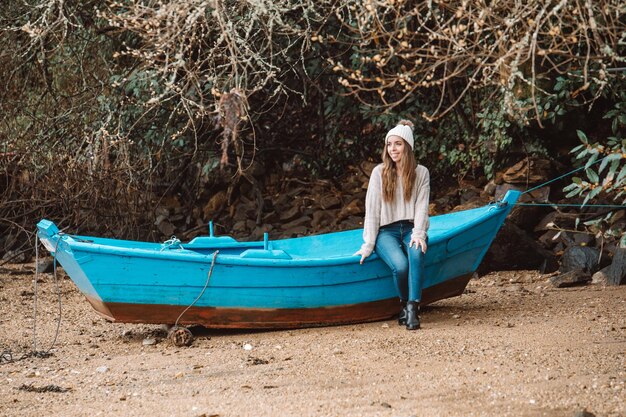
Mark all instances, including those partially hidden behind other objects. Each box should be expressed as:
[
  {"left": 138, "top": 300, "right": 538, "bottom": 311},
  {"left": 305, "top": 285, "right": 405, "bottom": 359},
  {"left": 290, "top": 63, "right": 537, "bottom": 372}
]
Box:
[{"left": 36, "top": 190, "right": 520, "bottom": 329}]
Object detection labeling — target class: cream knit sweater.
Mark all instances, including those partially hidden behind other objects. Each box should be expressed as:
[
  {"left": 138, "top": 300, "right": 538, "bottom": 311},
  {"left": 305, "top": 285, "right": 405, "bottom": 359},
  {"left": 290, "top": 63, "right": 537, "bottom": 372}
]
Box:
[{"left": 360, "top": 164, "right": 430, "bottom": 256}]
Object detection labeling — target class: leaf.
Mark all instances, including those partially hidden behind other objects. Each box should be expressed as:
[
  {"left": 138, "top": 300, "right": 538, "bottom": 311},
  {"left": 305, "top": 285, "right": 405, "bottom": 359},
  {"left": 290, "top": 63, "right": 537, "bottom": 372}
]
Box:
[
  {"left": 616, "top": 164, "right": 626, "bottom": 184},
  {"left": 609, "top": 157, "right": 621, "bottom": 176},
  {"left": 586, "top": 168, "right": 599, "bottom": 183},
  {"left": 599, "top": 156, "right": 609, "bottom": 174},
  {"left": 575, "top": 147, "right": 589, "bottom": 159},
  {"left": 565, "top": 188, "right": 581, "bottom": 198},
  {"left": 577, "top": 130, "right": 589, "bottom": 144},
  {"left": 584, "top": 218, "right": 601, "bottom": 226},
  {"left": 563, "top": 183, "right": 578, "bottom": 191},
  {"left": 589, "top": 186, "right": 602, "bottom": 200},
  {"left": 598, "top": 153, "right": 621, "bottom": 174},
  {"left": 585, "top": 152, "right": 599, "bottom": 169}
]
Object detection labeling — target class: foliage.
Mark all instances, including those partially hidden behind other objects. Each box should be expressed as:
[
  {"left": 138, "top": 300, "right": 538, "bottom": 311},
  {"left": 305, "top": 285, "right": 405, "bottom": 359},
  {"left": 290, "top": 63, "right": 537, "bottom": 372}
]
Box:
[
  {"left": 0, "top": 0, "right": 625, "bottom": 252},
  {"left": 328, "top": 0, "right": 624, "bottom": 122},
  {"left": 562, "top": 82, "right": 626, "bottom": 247}
]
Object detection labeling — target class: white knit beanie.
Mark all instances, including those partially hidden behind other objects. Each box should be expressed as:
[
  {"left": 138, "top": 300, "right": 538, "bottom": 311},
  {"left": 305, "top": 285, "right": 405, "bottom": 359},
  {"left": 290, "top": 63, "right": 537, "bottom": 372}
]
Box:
[{"left": 385, "top": 121, "right": 414, "bottom": 149}]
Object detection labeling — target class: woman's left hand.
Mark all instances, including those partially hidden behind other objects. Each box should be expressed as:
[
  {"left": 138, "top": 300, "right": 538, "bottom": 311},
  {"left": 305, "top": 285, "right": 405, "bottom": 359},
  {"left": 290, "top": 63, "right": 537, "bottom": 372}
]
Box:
[{"left": 410, "top": 237, "right": 427, "bottom": 254}]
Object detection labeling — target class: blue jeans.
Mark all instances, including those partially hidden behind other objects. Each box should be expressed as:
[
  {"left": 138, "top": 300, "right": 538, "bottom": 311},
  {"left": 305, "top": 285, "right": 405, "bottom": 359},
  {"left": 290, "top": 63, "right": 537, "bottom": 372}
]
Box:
[{"left": 375, "top": 220, "right": 425, "bottom": 302}]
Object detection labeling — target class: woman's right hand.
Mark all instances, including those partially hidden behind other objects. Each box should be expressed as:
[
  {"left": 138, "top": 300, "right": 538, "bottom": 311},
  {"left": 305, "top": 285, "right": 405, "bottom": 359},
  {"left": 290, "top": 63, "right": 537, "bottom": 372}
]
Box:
[{"left": 353, "top": 248, "right": 372, "bottom": 265}]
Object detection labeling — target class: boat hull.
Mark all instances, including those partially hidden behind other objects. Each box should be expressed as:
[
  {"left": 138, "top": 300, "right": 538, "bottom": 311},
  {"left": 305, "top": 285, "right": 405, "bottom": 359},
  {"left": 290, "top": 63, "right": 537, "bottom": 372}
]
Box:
[{"left": 85, "top": 274, "right": 471, "bottom": 328}]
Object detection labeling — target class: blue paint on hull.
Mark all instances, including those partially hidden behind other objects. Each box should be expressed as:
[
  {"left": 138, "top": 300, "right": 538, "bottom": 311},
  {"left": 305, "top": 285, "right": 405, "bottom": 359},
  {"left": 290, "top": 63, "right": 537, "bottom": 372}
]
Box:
[{"left": 37, "top": 191, "right": 520, "bottom": 315}]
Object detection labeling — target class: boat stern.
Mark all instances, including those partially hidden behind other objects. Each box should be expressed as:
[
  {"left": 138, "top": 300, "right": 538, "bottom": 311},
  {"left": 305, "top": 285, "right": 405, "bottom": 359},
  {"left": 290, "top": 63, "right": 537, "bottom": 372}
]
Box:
[{"left": 36, "top": 219, "right": 108, "bottom": 313}]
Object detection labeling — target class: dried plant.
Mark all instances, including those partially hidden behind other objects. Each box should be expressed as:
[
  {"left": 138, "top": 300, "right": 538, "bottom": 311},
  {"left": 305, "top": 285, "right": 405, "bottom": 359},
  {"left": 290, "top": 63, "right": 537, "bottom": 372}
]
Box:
[
  {"left": 100, "top": 0, "right": 325, "bottom": 169},
  {"left": 329, "top": 0, "right": 625, "bottom": 124}
]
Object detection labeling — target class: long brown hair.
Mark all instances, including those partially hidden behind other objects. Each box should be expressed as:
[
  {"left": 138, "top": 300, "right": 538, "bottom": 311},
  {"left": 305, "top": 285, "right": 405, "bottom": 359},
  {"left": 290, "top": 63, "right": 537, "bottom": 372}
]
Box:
[{"left": 382, "top": 120, "right": 417, "bottom": 202}]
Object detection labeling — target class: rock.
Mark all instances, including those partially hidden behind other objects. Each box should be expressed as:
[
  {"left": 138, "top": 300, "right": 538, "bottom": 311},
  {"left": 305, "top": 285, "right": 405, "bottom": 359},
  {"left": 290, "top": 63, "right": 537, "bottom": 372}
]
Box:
[
  {"left": 502, "top": 157, "right": 552, "bottom": 184},
  {"left": 572, "top": 233, "right": 594, "bottom": 246},
  {"left": 549, "top": 269, "right": 591, "bottom": 288},
  {"left": 604, "top": 247, "right": 626, "bottom": 285},
  {"left": 233, "top": 220, "right": 247, "bottom": 233},
  {"left": 142, "top": 338, "right": 157, "bottom": 346},
  {"left": 451, "top": 196, "right": 486, "bottom": 212},
  {"left": 483, "top": 180, "right": 497, "bottom": 197},
  {"left": 262, "top": 212, "right": 280, "bottom": 224},
  {"left": 560, "top": 246, "right": 600, "bottom": 273},
  {"left": 155, "top": 219, "right": 175, "bottom": 237},
  {"left": 2, "top": 250, "right": 30, "bottom": 264},
  {"left": 286, "top": 186, "right": 307, "bottom": 198},
  {"left": 337, "top": 199, "right": 364, "bottom": 221},
  {"left": 537, "top": 230, "right": 559, "bottom": 249},
  {"left": 360, "top": 161, "right": 378, "bottom": 176},
  {"left": 36, "top": 259, "right": 55, "bottom": 274},
  {"left": 338, "top": 215, "right": 362, "bottom": 229},
  {"left": 282, "top": 215, "right": 311, "bottom": 230},
  {"left": 96, "top": 366, "right": 109, "bottom": 373},
  {"left": 340, "top": 178, "right": 361, "bottom": 194},
  {"left": 311, "top": 210, "right": 336, "bottom": 229},
  {"left": 573, "top": 410, "right": 595, "bottom": 417},
  {"left": 251, "top": 225, "right": 273, "bottom": 241},
  {"left": 459, "top": 187, "right": 481, "bottom": 204},
  {"left": 591, "top": 267, "right": 610, "bottom": 285},
  {"left": 243, "top": 343, "right": 253, "bottom": 351},
  {"left": 203, "top": 190, "right": 228, "bottom": 220},
  {"left": 533, "top": 211, "right": 579, "bottom": 232},
  {"left": 232, "top": 201, "right": 254, "bottom": 222},
  {"left": 281, "top": 225, "right": 308, "bottom": 237},
  {"left": 508, "top": 205, "right": 547, "bottom": 231},
  {"left": 279, "top": 205, "right": 301, "bottom": 222},
  {"left": 319, "top": 194, "right": 342, "bottom": 210},
  {"left": 480, "top": 222, "right": 559, "bottom": 273}
]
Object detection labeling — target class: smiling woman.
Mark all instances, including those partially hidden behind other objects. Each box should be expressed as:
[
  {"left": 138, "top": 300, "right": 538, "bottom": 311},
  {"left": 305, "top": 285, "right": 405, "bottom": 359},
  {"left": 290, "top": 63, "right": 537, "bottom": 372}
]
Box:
[{"left": 355, "top": 119, "right": 430, "bottom": 330}]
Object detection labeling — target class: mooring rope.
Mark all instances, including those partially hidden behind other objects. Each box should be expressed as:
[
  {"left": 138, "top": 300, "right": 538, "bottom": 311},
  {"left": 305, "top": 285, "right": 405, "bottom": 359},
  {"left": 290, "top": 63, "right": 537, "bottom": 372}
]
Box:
[
  {"left": 1, "top": 233, "right": 63, "bottom": 365},
  {"left": 514, "top": 154, "right": 626, "bottom": 209},
  {"left": 516, "top": 203, "right": 626, "bottom": 208},
  {"left": 174, "top": 250, "right": 219, "bottom": 328},
  {"left": 32, "top": 233, "right": 62, "bottom": 357},
  {"left": 521, "top": 155, "right": 611, "bottom": 195}
]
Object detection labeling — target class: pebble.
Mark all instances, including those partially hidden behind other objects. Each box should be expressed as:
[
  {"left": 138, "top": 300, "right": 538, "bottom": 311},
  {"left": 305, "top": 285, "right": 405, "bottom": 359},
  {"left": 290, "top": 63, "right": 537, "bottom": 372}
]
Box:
[
  {"left": 96, "top": 366, "right": 108, "bottom": 373},
  {"left": 574, "top": 410, "right": 596, "bottom": 417},
  {"left": 142, "top": 338, "right": 157, "bottom": 346},
  {"left": 243, "top": 344, "right": 253, "bottom": 351}
]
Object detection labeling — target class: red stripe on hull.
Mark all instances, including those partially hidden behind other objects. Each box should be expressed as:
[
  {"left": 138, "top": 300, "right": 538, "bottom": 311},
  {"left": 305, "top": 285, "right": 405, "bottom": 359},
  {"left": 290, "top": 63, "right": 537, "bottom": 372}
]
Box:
[{"left": 85, "top": 274, "right": 472, "bottom": 329}]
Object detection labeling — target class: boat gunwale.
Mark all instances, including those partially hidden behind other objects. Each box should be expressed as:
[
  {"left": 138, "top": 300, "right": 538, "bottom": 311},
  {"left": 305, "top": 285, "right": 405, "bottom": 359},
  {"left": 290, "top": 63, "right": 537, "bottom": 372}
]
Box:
[{"left": 42, "top": 199, "right": 515, "bottom": 268}]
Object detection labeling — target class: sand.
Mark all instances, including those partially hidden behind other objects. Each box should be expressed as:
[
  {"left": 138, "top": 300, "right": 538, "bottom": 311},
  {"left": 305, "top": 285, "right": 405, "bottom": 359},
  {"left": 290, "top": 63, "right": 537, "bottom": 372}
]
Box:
[{"left": 0, "top": 264, "right": 624, "bottom": 417}]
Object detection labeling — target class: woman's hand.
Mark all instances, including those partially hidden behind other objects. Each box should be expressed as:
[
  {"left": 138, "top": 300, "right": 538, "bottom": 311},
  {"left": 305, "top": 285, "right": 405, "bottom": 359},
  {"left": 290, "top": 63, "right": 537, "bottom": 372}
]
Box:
[
  {"left": 353, "top": 248, "right": 372, "bottom": 265},
  {"left": 410, "top": 237, "right": 427, "bottom": 254}
]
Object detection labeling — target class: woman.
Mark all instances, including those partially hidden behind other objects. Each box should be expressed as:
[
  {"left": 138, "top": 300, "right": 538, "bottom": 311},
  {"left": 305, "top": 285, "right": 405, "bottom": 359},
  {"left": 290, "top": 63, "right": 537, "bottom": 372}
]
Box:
[{"left": 355, "top": 120, "right": 430, "bottom": 330}]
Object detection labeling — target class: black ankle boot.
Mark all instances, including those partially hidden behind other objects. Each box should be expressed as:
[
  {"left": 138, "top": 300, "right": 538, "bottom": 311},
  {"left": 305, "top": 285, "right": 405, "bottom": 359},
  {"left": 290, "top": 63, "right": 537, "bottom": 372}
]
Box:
[
  {"left": 398, "top": 302, "right": 408, "bottom": 325},
  {"left": 405, "top": 301, "right": 420, "bottom": 330}
]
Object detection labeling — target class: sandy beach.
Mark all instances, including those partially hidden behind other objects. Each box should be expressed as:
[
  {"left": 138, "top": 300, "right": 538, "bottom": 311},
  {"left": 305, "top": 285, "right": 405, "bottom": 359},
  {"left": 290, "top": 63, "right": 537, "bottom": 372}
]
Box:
[{"left": 1, "top": 264, "right": 624, "bottom": 417}]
